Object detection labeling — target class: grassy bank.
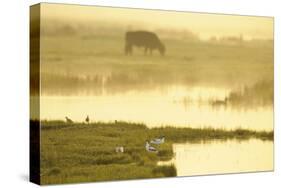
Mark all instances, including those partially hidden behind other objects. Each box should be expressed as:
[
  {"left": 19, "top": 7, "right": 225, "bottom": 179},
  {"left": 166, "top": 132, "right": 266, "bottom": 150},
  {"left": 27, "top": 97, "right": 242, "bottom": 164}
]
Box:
[{"left": 37, "top": 120, "right": 273, "bottom": 184}]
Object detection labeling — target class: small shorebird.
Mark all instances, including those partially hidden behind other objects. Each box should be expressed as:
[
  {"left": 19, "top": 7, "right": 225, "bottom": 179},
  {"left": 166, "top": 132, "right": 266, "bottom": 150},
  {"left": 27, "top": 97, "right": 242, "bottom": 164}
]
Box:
[
  {"left": 65, "top": 116, "right": 73, "bottom": 123},
  {"left": 115, "top": 146, "right": 124, "bottom": 153},
  {"left": 85, "top": 115, "right": 90, "bottom": 124},
  {"left": 211, "top": 97, "right": 228, "bottom": 106},
  {"left": 145, "top": 141, "right": 158, "bottom": 153},
  {"left": 150, "top": 136, "right": 165, "bottom": 145}
]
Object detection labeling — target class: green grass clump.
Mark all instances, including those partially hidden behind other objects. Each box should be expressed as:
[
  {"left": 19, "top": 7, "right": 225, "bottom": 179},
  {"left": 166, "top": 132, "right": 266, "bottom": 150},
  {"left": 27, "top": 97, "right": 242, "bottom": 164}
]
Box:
[{"left": 153, "top": 165, "right": 177, "bottom": 177}]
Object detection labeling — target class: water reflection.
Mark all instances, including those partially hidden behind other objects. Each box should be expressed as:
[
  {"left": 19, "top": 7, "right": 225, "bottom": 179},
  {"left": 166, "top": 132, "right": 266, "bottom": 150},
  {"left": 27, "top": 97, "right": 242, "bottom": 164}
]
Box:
[
  {"left": 40, "top": 85, "right": 273, "bottom": 131},
  {"left": 158, "top": 139, "right": 273, "bottom": 176}
]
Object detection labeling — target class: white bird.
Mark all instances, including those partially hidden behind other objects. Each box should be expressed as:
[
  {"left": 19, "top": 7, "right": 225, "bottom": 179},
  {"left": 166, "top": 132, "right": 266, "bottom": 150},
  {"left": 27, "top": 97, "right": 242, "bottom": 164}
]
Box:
[
  {"left": 65, "top": 116, "right": 73, "bottom": 123},
  {"left": 145, "top": 141, "right": 158, "bottom": 153},
  {"left": 150, "top": 136, "right": 165, "bottom": 145},
  {"left": 115, "top": 146, "right": 124, "bottom": 153}
]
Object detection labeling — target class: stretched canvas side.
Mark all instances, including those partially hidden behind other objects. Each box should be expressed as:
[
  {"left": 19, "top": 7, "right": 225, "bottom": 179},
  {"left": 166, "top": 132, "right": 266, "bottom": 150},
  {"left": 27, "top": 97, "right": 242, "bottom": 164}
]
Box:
[{"left": 30, "top": 4, "right": 41, "bottom": 185}]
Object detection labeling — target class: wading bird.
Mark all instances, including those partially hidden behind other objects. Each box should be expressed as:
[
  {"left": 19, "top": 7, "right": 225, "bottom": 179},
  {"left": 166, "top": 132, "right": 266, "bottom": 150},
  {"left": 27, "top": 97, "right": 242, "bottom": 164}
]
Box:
[
  {"left": 65, "top": 116, "right": 73, "bottom": 123},
  {"left": 85, "top": 115, "right": 89, "bottom": 124},
  {"left": 211, "top": 97, "right": 228, "bottom": 106},
  {"left": 150, "top": 136, "right": 165, "bottom": 145},
  {"left": 115, "top": 146, "right": 124, "bottom": 153},
  {"left": 145, "top": 141, "right": 158, "bottom": 153}
]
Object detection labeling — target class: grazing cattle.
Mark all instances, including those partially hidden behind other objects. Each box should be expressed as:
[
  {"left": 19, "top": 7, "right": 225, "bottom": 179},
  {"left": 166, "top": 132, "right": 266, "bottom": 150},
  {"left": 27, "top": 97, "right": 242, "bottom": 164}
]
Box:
[{"left": 125, "top": 31, "right": 165, "bottom": 56}]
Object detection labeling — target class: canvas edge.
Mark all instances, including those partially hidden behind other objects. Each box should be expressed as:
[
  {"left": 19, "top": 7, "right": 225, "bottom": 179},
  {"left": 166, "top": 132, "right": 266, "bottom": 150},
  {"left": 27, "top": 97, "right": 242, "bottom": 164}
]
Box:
[{"left": 30, "top": 3, "right": 41, "bottom": 185}]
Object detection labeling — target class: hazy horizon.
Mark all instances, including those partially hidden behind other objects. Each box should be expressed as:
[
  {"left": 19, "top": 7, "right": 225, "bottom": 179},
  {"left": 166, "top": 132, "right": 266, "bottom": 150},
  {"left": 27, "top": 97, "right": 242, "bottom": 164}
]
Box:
[{"left": 40, "top": 3, "right": 273, "bottom": 40}]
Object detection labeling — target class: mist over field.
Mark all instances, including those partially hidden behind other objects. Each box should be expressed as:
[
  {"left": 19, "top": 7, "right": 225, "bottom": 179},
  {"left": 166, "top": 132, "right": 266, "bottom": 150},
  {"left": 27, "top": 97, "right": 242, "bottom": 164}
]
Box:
[
  {"left": 30, "top": 4, "right": 274, "bottom": 101},
  {"left": 37, "top": 18, "right": 273, "bottom": 102}
]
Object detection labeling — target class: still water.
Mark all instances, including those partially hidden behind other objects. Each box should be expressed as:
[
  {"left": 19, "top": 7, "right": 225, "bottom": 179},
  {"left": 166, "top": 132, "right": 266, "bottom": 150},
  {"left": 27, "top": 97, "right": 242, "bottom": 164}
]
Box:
[
  {"left": 39, "top": 86, "right": 273, "bottom": 131},
  {"left": 158, "top": 139, "right": 273, "bottom": 176}
]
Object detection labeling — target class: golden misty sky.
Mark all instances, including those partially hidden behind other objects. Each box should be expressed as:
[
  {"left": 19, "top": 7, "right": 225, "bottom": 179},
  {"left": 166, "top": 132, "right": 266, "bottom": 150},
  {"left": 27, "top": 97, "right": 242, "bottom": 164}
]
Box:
[{"left": 41, "top": 3, "right": 273, "bottom": 40}]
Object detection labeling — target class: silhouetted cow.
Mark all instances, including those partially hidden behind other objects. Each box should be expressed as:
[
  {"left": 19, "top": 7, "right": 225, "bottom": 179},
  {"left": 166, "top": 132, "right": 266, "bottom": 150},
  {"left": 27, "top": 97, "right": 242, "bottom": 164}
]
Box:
[{"left": 125, "top": 31, "right": 165, "bottom": 56}]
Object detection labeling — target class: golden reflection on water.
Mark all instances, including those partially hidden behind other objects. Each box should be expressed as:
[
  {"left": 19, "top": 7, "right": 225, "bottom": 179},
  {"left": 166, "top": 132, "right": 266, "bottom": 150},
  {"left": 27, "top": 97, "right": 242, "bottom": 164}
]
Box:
[
  {"left": 39, "top": 86, "right": 273, "bottom": 131},
  {"left": 158, "top": 139, "right": 273, "bottom": 176}
]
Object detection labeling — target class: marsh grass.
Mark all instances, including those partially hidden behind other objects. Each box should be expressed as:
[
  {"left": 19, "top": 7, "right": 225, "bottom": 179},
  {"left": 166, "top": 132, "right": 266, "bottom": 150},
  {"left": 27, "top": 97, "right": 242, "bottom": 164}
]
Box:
[
  {"left": 153, "top": 165, "right": 177, "bottom": 177},
  {"left": 228, "top": 79, "right": 273, "bottom": 106},
  {"left": 40, "top": 34, "right": 273, "bottom": 96},
  {"left": 35, "top": 120, "right": 273, "bottom": 184}
]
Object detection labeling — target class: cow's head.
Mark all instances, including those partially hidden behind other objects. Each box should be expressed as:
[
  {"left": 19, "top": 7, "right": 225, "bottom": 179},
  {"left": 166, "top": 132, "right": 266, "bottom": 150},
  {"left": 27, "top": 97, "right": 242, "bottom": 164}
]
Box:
[{"left": 159, "top": 43, "right": 166, "bottom": 56}]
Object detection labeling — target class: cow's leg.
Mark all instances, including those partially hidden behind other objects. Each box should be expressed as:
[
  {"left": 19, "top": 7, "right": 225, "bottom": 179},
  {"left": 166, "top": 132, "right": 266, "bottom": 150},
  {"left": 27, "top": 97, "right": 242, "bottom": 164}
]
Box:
[
  {"left": 125, "top": 44, "right": 129, "bottom": 55},
  {"left": 129, "top": 45, "right": 133, "bottom": 55},
  {"left": 125, "top": 44, "right": 132, "bottom": 55},
  {"left": 149, "top": 48, "right": 152, "bottom": 55},
  {"left": 144, "top": 47, "right": 148, "bottom": 55}
]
